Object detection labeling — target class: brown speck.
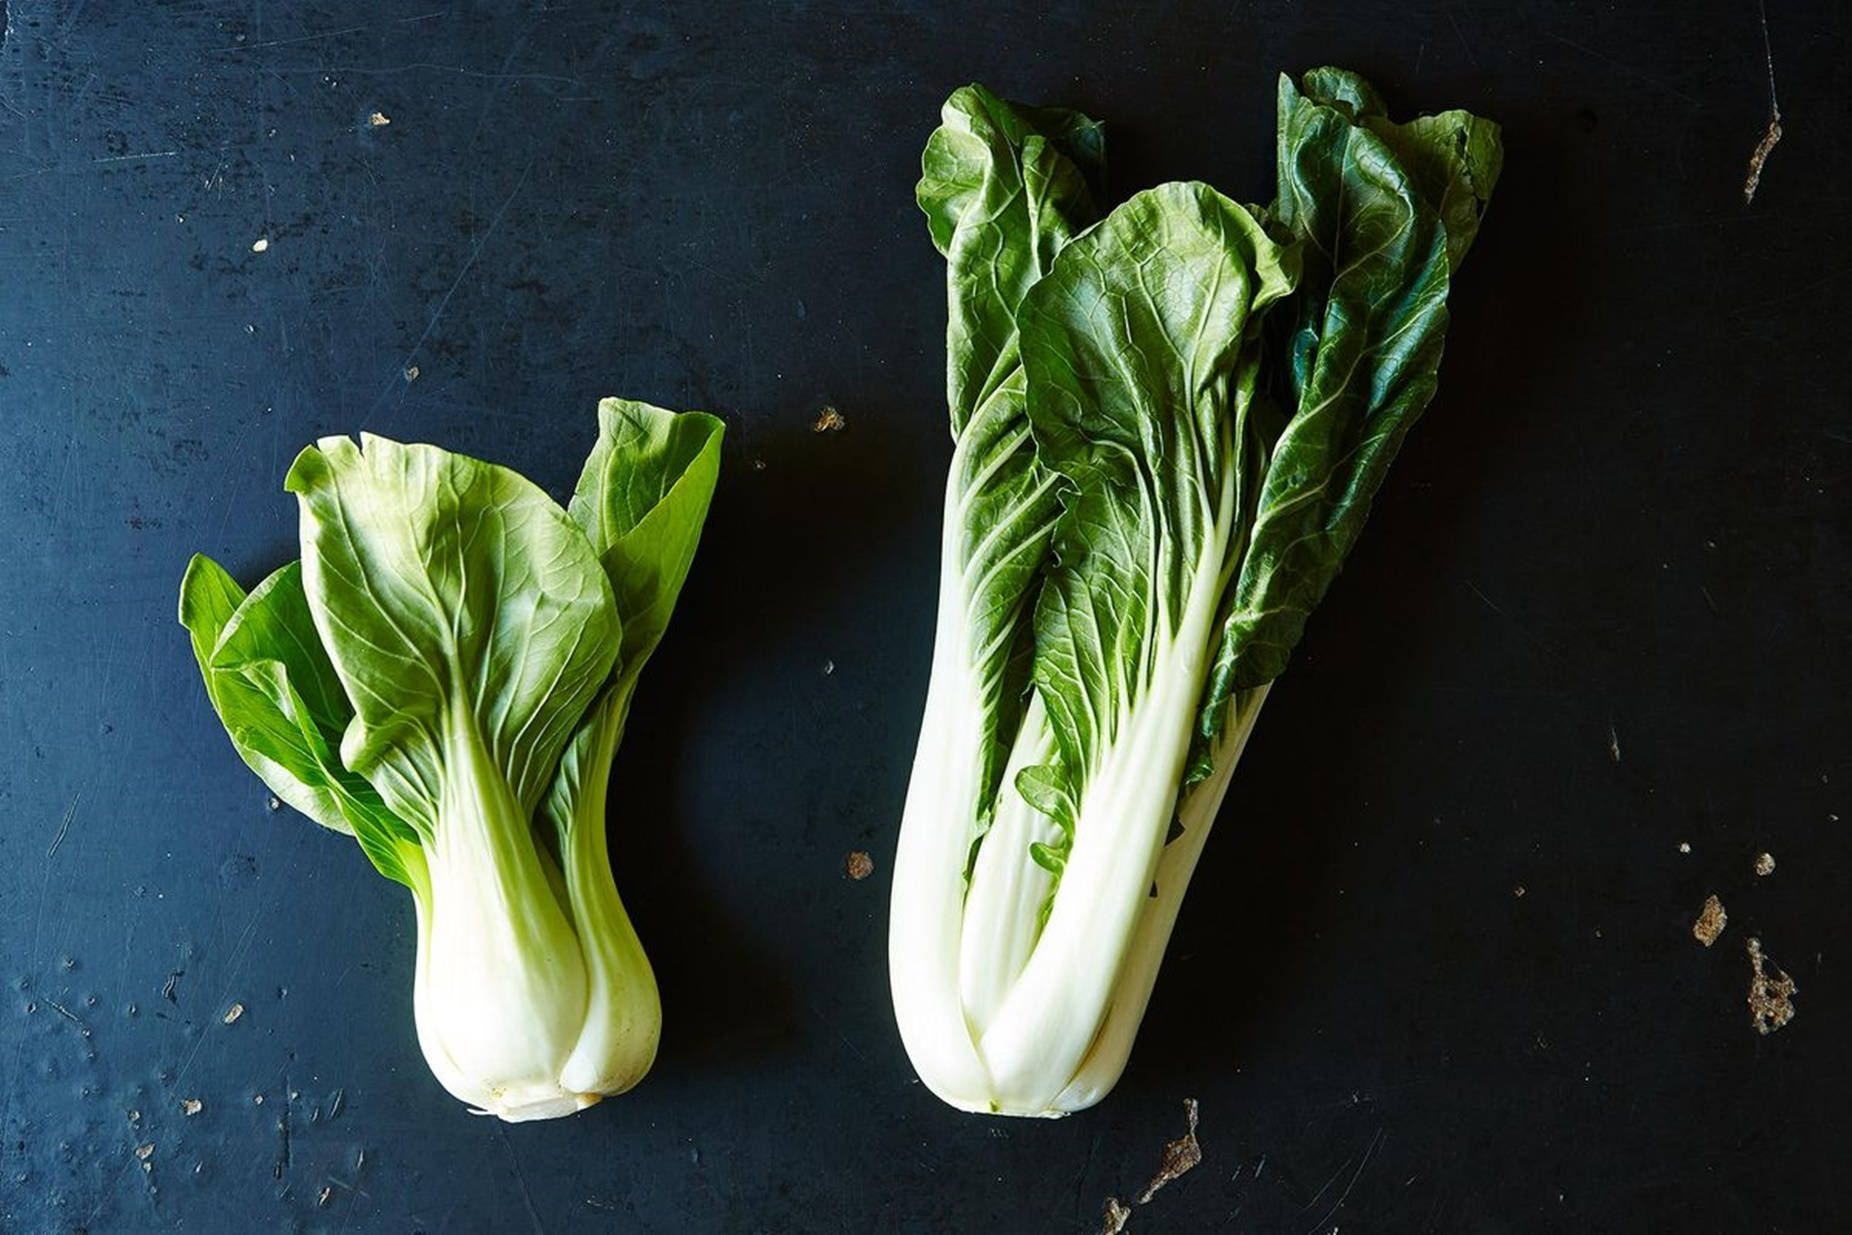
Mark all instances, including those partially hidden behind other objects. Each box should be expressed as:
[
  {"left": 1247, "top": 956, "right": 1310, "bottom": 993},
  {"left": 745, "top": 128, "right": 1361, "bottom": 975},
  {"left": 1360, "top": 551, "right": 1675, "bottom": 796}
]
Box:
[
  {"left": 812, "top": 405, "right": 846, "bottom": 433},
  {"left": 1098, "top": 1197, "right": 1132, "bottom": 1235},
  {"left": 251, "top": 237, "right": 270, "bottom": 254},
  {"left": 1692, "top": 895, "right": 1727, "bottom": 947},
  {"left": 1136, "top": 1097, "right": 1202, "bottom": 1204},
  {"left": 1743, "top": 117, "right": 1783, "bottom": 204},
  {"left": 1743, "top": 0, "right": 1782, "bottom": 203},
  {"left": 844, "top": 851, "right": 873, "bottom": 881},
  {"left": 181, "top": 1098, "right": 202, "bottom": 1117},
  {"left": 223, "top": 1002, "right": 244, "bottom": 1024},
  {"left": 368, "top": 111, "right": 391, "bottom": 127},
  {"left": 1754, "top": 852, "right": 1775, "bottom": 877},
  {"left": 1746, "top": 936, "right": 1797, "bottom": 1034},
  {"left": 134, "top": 1143, "right": 154, "bottom": 1161}
]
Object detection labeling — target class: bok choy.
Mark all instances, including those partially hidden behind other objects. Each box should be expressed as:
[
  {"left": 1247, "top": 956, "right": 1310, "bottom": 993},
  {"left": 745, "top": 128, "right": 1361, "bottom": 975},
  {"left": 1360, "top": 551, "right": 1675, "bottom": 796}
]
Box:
[
  {"left": 890, "top": 71, "right": 1502, "bottom": 1116},
  {"left": 179, "top": 399, "right": 722, "bottom": 1121}
]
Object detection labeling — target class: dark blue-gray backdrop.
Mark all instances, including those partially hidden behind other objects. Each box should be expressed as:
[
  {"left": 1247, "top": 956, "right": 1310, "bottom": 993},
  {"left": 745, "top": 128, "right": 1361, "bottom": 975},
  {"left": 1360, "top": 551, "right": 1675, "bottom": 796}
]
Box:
[{"left": 2, "top": 1, "right": 1847, "bottom": 1231}]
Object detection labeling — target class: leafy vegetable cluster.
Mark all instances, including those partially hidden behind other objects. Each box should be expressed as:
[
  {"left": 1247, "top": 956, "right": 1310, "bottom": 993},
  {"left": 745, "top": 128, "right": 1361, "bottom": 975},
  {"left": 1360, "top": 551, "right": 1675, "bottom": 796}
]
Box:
[
  {"left": 889, "top": 69, "right": 1502, "bottom": 1116},
  {"left": 180, "top": 399, "right": 723, "bottom": 1121}
]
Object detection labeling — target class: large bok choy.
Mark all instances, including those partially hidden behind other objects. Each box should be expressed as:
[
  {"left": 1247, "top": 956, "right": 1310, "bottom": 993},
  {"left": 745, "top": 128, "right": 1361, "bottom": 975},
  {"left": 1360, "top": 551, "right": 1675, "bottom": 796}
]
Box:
[
  {"left": 890, "top": 70, "right": 1502, "bottom": 1116},
  {"left": 179, "top": 399, "right": 722, "bottom": 1120}
]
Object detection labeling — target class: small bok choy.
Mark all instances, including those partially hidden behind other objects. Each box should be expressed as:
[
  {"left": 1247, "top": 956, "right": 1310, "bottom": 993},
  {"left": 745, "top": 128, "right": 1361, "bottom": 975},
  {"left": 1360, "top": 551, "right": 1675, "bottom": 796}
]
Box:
[
  {"left": 890, "top": 71, "right": 1502, "bottom": 1116},
  {"left": 179, "top": 399, "right": 722, "bottom": 1120}
]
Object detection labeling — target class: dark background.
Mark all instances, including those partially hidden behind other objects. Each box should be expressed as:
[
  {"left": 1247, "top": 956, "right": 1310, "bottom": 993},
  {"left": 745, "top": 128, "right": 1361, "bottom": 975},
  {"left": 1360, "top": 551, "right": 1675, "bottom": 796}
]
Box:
[{"left": 1, "top": 1, "right": 1846, "bottom": 1231}]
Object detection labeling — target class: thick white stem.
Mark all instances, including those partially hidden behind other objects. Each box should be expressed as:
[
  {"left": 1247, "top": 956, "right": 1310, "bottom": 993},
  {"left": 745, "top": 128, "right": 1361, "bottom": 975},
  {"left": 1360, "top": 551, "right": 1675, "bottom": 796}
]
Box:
[
  {"left": 411, "top": 705, "right": 590, "bottom": 1120},
  {"left": 557, "top": 693, "right": 661, "bottom": 1102},
  {"left": 957, "top": 694, "right": 1059, "bottom": 1035},
  {"left": 977, "top": 552, "right": 1229, "bottom": 1115},
  {"left": 1053, "top": 683, "right": 1271, "bottom": 1112},
  {"left": 888, "top": 464, "right": 997, "bottom": 1111}
]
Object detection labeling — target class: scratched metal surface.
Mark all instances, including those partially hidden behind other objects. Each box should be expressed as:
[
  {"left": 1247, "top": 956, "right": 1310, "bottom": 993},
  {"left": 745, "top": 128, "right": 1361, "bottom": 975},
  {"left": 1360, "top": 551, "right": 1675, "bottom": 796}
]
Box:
[{"left": 1, "top": 1, "right": 1848, "bottom": 1231}]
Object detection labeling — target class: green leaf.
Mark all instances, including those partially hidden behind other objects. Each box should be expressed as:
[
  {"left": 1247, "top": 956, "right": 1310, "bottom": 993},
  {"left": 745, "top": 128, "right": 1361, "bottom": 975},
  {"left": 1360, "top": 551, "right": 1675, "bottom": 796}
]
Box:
[
  {"left": 568, "top": 398, "right": 725, "bottom": 696},
  {"left": 284, "top": 434, "right": 620, "bottom": 830},
  {"left": 178, "top": 555, "right": 422, "bottom": 887},
  {"left": 544, "top": 399, "right": 724, "bottom": 840},
  {"left": 919, "top": 84, "right": 1105, "bottom": 436},
  {"left": 1197, "top": 72, "right": 1503, "bottom": 737},
  {"left": 1019, "top": 182, "right": 1295, "bottom": 797},
  {"left": 1301, "top": 67, "right": 1504, "bottom": 269},
  {"left": 921, "top": 85, "right": 1108, "bottom": 843}
]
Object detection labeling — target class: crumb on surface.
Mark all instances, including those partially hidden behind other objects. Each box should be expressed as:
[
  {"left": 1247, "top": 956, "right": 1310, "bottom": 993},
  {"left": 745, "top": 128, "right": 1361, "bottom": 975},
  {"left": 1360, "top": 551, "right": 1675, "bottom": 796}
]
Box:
[
  {"left": 1692, "top": 895, "right": 1727, "bottom": 947},
  {"left": 251, "top": 237, "right": 269, "bottom": 253},
  {"left": 1513, "top": 885, "right": 1526, "bottom": 898},
  {"left": 181, "top": 1098, "right": 202, "bottom": 1117},
  {"left": 1754, "top": 852, "right": 1775, "bottom": 876},
  {"left": 844, "top": 851, "right": 874, "bottom": 881},
  {"left": 1098, "top": 1197, "right": 1132, "bottom": 1235},
  {"left": 1746, "top": 936, "right": 1797, "bottom": 1034},
  {"left": 1678, "top": 842, "right": 1691, "bottom": 854},
  {"left": 368, "top": 111, "right": 391, "bottom": 127},
  {"left": 134, "top": 1143, "right": 154, "bottom": 1161},
  {"left": 403, "top": 364, "right": 419, "bottom": 383},
  {"left": 1136, "top": 1097, "right": 1202, "bottom": 1204},
  {"left": 223, "top": 1002, "right": 245, "bottom": 1024},
  {"left": 812, "top": 405, "right": 846, "bottom": 433},
  {"left": 1743, "top": 116, "right": 1783, "bottom": 204}
]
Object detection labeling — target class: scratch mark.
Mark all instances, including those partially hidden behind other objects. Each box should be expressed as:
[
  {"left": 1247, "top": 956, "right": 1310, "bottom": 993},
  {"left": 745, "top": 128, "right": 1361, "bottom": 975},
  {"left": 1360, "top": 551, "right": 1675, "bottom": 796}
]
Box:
[
  {"left": 497, "top": 1125, "right": 547, "bottom": 1234},
  {"left": 1072, "top": 1131, "right": 1103, "bottom": 1222},
  {"left": 208, "top": 11, "right": 444, "bottom": 54},
  {"left": 1742, "top": 0, "right": 1782, "bottom": 203},
  {"left": 1464, "top": 580, "right": 1505, "bottom": 617},
  {"left": 379, "top": 158, "right": 532, "bottom": 401},
  {"left": 275, "top": 1101, "right": 292, "bottom": 1180},
  {"left": 275, "top": 62, "right": 584, "bottom": 87},
  {"left": 1443, "top": 11, "right": 1479, "bottom": 69},
  {"left": 47, "top": 792, "right": 79, "bottom": 857},
  {"left": 91, "top": 150, "right": 179, "bottom": 165},
  {"left": 46, "top": 999, "right": 87, "bottom": 1033},
  {"left": 1303, "top": 1127, "right": 1385, "bottom": 1235},
  {"left": 1547, "top": 33, "right": 1702, "bottom": 106}
]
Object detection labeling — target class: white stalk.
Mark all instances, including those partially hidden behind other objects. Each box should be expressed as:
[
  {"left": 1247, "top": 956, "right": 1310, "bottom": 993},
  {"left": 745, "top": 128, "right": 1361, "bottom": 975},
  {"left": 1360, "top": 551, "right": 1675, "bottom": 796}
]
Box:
[
  {"left": 956, "top": 693, "right": 1059, "bottom": 1035},
  {"left": 411, "top": 704, "right": 592, "bottom": 1121},
  {"left": 1053, "top": 682, "right": 1270, "bottom": 1111},
  {"left": 977, "top": 540, "right": 1230, "bottom": 1115},
  {"left": 888, "top": 461, "right": 998, "bottom": 1111},
  {"left": 557, "top": 694, "right": 661, "bottom": 1101}
]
